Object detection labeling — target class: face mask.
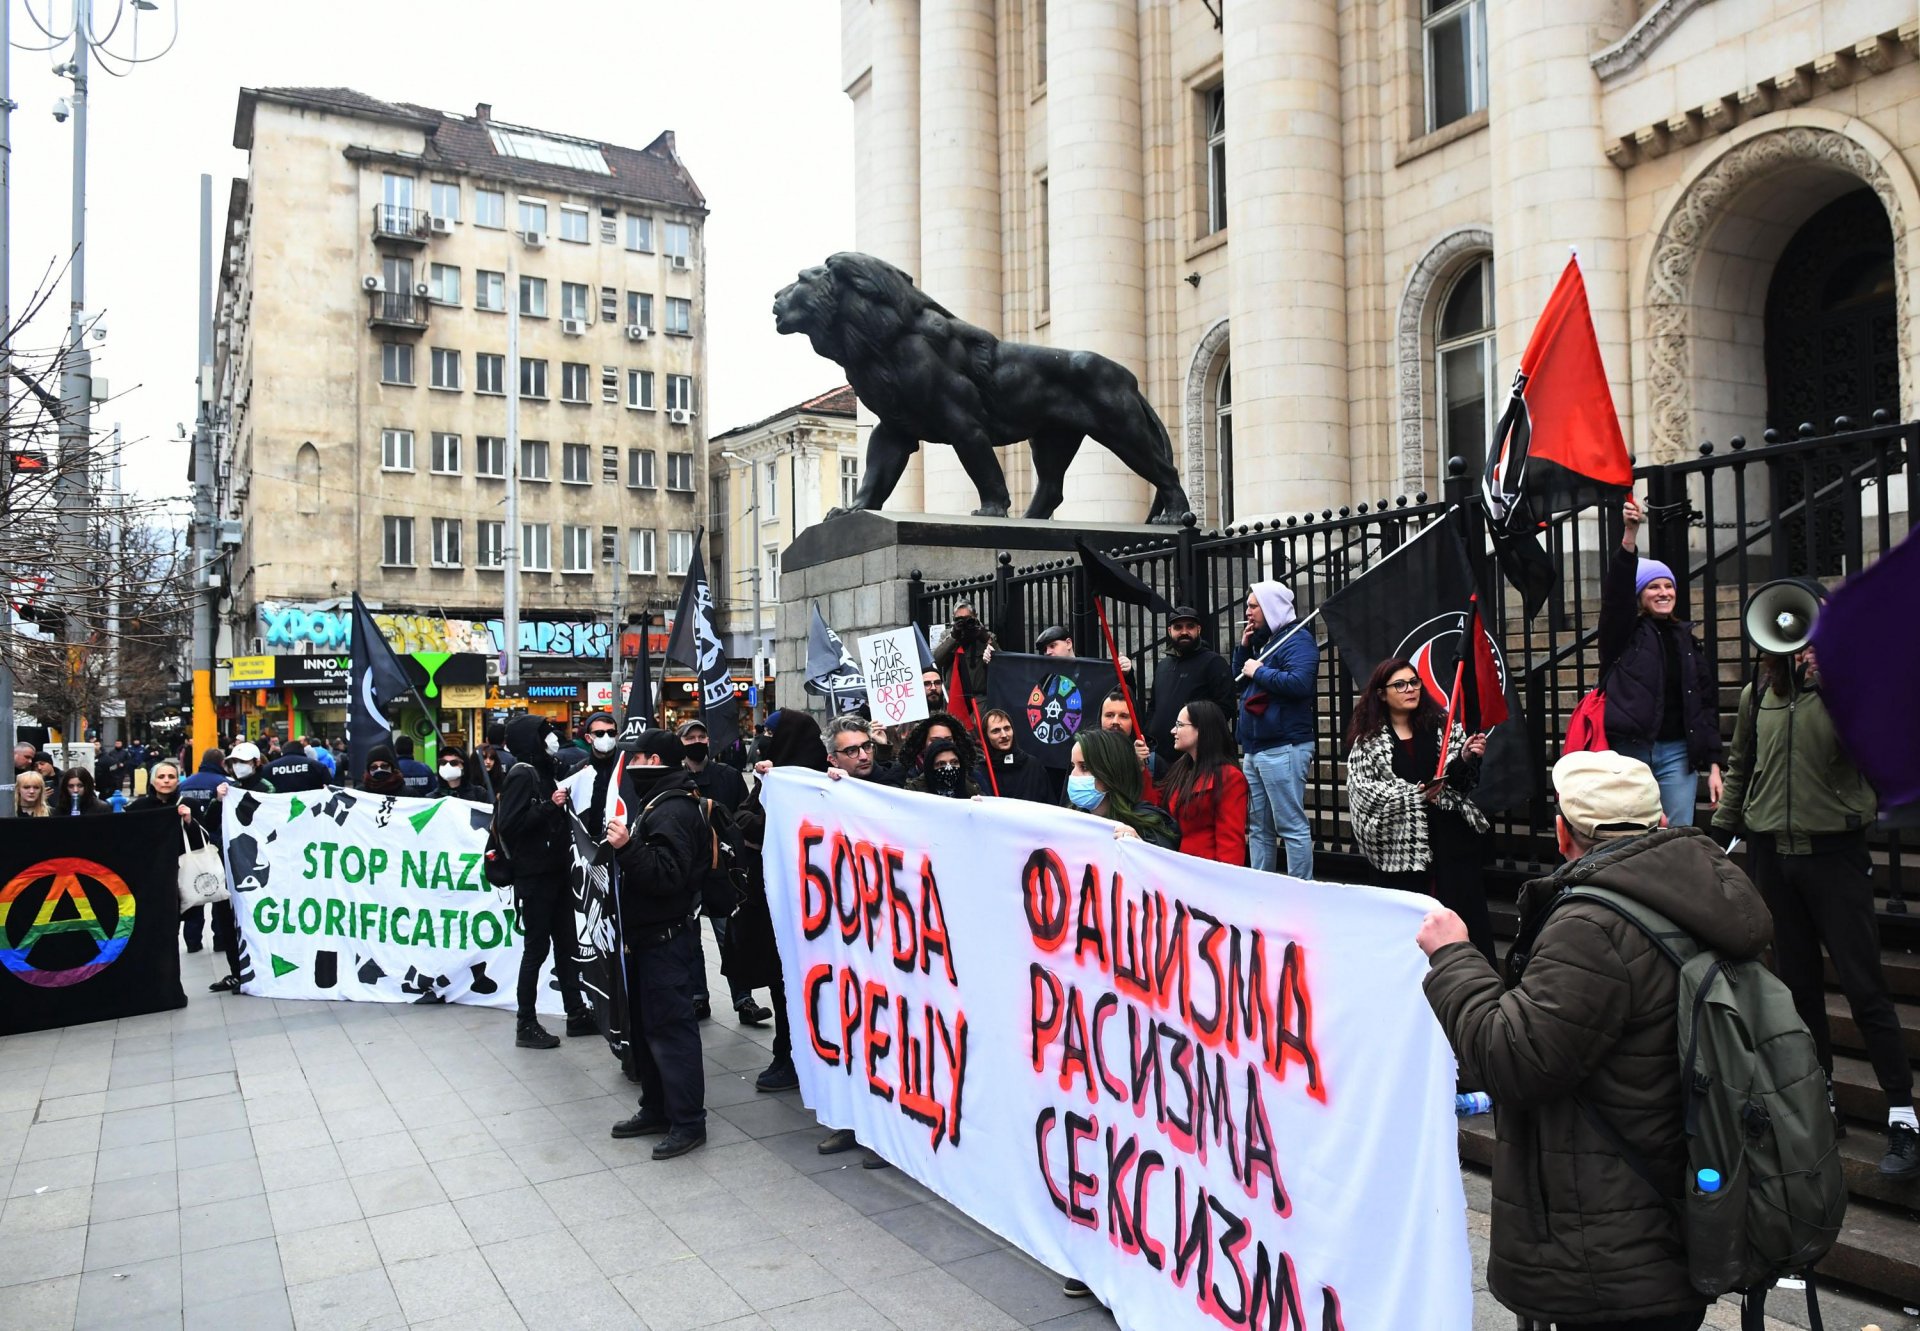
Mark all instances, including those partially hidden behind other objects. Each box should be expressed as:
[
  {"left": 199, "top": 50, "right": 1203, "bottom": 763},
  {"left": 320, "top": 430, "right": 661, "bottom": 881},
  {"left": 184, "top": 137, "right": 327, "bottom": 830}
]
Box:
[
  {"left": 544, "top": 733, "right": 561, "bottom": 756},
  {"left": 439, "top": 764, "right": 462, "bottom": 781},
  {"left": 590, "top": 735, "right": 617, "bottom": 755},
  {"left": 928, "top": 765, "right": 965, "bottom": 796},
  {"left": 232, "top": 762, "right": 256, "bottom": 780},
  {"left": 1066, "top": 773, "right": 1103, "bottom": 810},
  {"left": 683, "top": 743, "right": 709, "bottom": 765}
]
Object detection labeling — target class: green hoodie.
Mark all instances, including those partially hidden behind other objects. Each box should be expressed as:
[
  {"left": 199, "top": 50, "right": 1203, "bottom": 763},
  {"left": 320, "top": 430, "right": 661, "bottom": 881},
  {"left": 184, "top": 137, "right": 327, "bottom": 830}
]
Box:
[{"left": 1713, "top": 680, "right": 1876, "bottom": 854}]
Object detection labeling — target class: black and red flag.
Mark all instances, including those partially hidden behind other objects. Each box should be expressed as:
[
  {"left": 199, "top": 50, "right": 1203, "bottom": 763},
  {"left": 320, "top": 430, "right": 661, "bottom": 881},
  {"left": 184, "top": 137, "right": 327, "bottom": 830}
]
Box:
[
  {"left": 1482, "top": 254, "right": 1633, "bottom": 618},
  {"left": 1319, "top": 510, "right": 1532, "bottom": 813}
]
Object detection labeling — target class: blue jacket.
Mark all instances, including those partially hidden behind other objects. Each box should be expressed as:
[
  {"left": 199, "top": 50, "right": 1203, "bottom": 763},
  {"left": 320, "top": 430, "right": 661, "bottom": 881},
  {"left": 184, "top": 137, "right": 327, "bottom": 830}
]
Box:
[{"left": 1232, "top": 628, "right": 1319, "bottom": 752}]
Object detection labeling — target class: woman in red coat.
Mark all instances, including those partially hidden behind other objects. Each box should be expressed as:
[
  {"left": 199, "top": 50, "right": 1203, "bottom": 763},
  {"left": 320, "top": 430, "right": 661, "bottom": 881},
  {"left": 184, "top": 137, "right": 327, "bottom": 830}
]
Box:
[{"left": 1158, "top": 700, "right": 1249, "bottom": 865}]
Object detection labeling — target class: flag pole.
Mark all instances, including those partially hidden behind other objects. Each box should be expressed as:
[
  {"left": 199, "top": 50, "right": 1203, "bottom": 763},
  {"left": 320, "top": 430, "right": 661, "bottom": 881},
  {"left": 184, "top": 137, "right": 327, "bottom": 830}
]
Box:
[
  {"left": 1092, "top": 597, "right": 1143, "bottom": 740},
  {"left": 968, "top": 695, "right": 1001, "bottom": 797},
  {"left": 1437, "top": 659, "right": 1465, "bottom": 782},
  {"left": 1256, "top": 507, "right": 1460, "bottom": 666}
]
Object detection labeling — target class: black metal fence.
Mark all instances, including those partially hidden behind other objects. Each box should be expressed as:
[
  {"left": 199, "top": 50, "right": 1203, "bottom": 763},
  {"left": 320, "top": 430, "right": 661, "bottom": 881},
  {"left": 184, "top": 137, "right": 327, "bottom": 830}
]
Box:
[{"left": 908, "top": 415, "right": 1916, "bottom": 906}]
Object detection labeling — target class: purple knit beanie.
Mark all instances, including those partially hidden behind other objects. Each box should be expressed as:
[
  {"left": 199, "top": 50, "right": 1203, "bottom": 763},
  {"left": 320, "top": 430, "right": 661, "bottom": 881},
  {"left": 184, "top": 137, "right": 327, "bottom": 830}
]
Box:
[{"left": 1635, "top": 558, "right": 1676, "bottom": 597}]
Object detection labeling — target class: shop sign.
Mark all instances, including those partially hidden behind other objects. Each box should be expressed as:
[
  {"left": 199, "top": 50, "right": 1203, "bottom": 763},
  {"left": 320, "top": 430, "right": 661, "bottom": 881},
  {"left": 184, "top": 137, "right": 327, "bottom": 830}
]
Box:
[
  {"left": 259, "top": 603, "right": 497, "bottom": 655},
  {"left": 484, "top": 619, "right": 611, "bottom": 658},
  {"left": 228, "top": 655, "right": 276, "bottom": 685},
  {"left": 310, "top": 690, "right": 349, "bottom": 708},
  {"left": 524, "top": 684, "right": 583, "bottom": 701},
  {"left": 586, "top": 682, "right": 615, "bottom": 709},
  {"left": 440, "top": 684, "right": 486, "bottom": 709},
  {"left": 278, "top": 656, "right": 351, "bottom": 689}
]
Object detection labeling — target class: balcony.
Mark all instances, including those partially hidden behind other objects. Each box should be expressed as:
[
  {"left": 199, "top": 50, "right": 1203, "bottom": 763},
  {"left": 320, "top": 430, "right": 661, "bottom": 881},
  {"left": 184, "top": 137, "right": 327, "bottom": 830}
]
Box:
[
  {"left": 367, "top": 290, "right": 430, "bottom": 333},
  {"left": 372, "top": 204, "right": 434, "bottom": 246}
]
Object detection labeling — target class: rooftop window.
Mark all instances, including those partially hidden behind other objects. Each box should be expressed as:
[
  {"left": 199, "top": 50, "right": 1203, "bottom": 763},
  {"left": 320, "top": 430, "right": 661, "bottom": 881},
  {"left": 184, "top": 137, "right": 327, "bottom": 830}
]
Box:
[{"left": 486, "top": 126, "right": 611, "bottom": 175}]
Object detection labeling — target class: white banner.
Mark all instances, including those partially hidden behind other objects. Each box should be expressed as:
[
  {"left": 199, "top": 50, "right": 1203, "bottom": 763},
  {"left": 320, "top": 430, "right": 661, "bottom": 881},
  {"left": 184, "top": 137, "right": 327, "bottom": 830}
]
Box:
[
  {"left": 762, "top": 771, "right": 1471, "bottom": 1331},
  {"left": 224, "top": 788, "right": 557, "bottom": 1011}
]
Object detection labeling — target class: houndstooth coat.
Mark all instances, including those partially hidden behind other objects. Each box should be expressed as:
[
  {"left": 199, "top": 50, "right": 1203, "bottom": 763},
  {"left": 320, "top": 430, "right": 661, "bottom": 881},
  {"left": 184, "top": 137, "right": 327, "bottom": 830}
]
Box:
[{"left": 1346, "top": 723, "right": 1489, "bottom": 874}]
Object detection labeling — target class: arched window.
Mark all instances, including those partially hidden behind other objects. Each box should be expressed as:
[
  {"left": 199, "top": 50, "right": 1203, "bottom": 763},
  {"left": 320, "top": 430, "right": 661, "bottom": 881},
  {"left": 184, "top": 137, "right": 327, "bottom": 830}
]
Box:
[
  {"left": 1214, "top": 362, "right": 1234, "bottom": 526},
  {"left": 1435, "top": 257, "right": 1495, "bottom": 485},
  {"left": 295, "top": 442, "right": 321, "bottom": 514}
]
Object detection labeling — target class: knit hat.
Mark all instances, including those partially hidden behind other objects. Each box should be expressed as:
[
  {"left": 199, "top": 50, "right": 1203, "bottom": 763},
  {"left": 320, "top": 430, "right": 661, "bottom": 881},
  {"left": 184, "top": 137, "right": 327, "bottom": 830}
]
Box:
[
  {"left": 923, "top": 737, "right": 962, "bottom": 768},
  {"left": 1635, "top": 559, "right": 1676, "bottom": 598},
  {"left": 1249, "top": 580, "right": 1297, "bottom": 632},
  {"left": 1553, "top": 750, "right": 1664, "bottom": 841}
]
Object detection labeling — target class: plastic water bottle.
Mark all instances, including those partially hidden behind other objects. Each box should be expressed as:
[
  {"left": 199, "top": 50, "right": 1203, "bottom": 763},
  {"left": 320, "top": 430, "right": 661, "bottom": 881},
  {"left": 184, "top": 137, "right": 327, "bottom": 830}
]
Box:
[
  {"left": 1695, "top": 1168, "right": 1722, "bottom": 1194},
  {"left": 1455, "top": 1092, "right": 1492, "bottom": 1116},
  {"left": 109, "top": 788, "right": 127, "bottom": 813},
  {"left": 69, "top": 792, "right": 80, "bottom": 815}
]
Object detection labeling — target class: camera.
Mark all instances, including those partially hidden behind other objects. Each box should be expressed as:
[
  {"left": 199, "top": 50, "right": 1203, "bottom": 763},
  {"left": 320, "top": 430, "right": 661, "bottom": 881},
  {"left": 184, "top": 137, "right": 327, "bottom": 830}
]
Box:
[{"left": 51, "top": 98, "right": 70, "bottom": 124}]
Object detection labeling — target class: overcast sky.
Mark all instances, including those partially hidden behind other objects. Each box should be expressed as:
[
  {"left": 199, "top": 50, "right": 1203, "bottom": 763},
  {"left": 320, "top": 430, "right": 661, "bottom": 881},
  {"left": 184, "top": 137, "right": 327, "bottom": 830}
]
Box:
[{"left": 6, "top": 0, "right": 854, "bottom": 508}]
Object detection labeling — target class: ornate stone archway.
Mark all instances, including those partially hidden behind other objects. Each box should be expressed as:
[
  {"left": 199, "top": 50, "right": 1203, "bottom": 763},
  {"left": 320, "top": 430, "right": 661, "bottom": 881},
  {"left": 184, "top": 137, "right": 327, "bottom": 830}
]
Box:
[
  {"left": 1396, "top": 227, "right": 1493, "bottom": 496},
  {"left": 1645, "top": 121, "right": 1917, "bottom": 460},
  {"left": 1181, "top": 317, "right": 1231, "bottom": 523}
]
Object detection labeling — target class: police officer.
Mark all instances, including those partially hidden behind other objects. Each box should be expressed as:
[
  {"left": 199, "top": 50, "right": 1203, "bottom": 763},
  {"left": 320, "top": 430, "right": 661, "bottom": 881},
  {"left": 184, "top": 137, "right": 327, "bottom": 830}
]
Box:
[
  {"left": 264, "top": 737, "right": 328, "bottom": 792},
  {"left": 393, "top": 735, "right": 436, "bottom": 797},
  {"left": 605, "top": 730, "right": 709, "bottom": 1159}
]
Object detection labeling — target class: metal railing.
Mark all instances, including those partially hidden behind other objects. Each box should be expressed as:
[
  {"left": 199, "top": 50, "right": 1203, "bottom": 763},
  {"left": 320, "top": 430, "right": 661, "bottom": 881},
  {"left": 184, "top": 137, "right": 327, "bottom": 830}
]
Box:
[
  {"left": 372, "top": 204, "right": 433, "bottom": 242},
  {"left": 367, "top": 291, "right": 429, "bottom": 329},
  {"left": 908, "top": 414, "right": 1915, "bottom": 904}
]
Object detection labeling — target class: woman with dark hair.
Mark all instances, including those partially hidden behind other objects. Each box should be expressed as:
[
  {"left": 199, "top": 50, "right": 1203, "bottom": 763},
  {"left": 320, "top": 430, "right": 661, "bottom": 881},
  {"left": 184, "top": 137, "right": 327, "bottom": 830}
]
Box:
[
  {"left": 973, "top": 707, "right": 1054, "bottom": 803},
  {"left": 1158, "top": 701, "right": 1248, "bottom": 865},
  {"left": 478, "top": 744, "right": 510, "bottom": 790},
  {"left": 906, "top": 737, "right": 979, "bottom": 799},
  {"left": 1345, "top": 657, "right": 1492, "bottom": 961},
  {"left": 737, "top": 710, "right": 829, "bottom": 1096},
  {"left": 898, "top": 711, "right": 971, "bottom": 778},
  {"left": 1068, "top": 728, "right": 1180, "bottom": 849},
  {"left": 1600, "top": 495, "right": 1723, "bottom": 824},
  {"left": 55, "top": 767, "right": 112, "bottom": 815}
]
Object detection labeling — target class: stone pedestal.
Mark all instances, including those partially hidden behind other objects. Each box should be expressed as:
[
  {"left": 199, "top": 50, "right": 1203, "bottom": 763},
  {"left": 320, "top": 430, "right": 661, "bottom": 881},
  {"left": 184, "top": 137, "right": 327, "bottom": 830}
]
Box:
[{"left": 775, "top": 510, "right": 1163, "bottom": 717}]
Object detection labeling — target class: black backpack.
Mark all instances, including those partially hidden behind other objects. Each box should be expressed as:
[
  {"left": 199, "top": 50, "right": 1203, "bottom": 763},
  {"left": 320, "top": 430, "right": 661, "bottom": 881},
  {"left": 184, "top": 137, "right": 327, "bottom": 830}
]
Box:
[{"left": 639, "top": 787, "right": 747, "bottom": 917}]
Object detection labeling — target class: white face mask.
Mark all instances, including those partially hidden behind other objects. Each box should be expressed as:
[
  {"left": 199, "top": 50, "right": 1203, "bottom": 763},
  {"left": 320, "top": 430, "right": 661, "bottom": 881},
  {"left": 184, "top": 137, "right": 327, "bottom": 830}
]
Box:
[
  {"left": 544, "top": 733, "right": 561, "bottom": 756},
  {"left": 439, "top": 764, "right": 462, "bottom": 781},
  {"left": 232, "top": 762, "right": 256, "bottom": 780},
  {"left": 590, "top": 735, "right": 617, "bottom": 755}
]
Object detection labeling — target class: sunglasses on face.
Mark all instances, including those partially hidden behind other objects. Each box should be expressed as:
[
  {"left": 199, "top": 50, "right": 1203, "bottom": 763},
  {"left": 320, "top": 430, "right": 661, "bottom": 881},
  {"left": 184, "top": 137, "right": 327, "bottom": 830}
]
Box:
[
  {"left": 369, "top": 765, "right": 394, "bottom": 775},
  {"left": 587, "top": 729, "right": 616, "bottom": 739}
]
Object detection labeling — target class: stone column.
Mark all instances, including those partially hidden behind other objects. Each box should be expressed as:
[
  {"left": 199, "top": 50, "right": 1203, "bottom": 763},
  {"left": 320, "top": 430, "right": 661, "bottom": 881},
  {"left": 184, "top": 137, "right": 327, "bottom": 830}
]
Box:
[
  {"left": 1221, "top": 1, "right": 1351, "bottom": 517},
  {"left": 861, "top": 0, "right": 925, "bottom": 510},
  {"left": 1046, "top": 0, "right": 1149, "bottom": 524},
  {"left": 1487, "top": 0, "right": 1631, "bottom": 450},
  {"left": 919, "top": 0, "right": 1002, "bottom": 514}
]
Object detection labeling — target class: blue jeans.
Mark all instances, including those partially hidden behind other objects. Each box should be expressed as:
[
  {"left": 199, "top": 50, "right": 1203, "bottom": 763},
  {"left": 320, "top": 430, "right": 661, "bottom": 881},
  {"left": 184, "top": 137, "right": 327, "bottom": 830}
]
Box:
[
  {"left": 1244, "top": 742, "right": 1313, "bottom": 878},
  {"left": 1615, "top": 738, "right": 1697, "bottom": 828}
]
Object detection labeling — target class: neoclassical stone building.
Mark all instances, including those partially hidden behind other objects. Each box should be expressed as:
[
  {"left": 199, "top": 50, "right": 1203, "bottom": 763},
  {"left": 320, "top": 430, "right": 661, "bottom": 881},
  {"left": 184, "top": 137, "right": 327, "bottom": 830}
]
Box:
[{"left": 839, "top": 0, "right": 1920, "bottom": 525}]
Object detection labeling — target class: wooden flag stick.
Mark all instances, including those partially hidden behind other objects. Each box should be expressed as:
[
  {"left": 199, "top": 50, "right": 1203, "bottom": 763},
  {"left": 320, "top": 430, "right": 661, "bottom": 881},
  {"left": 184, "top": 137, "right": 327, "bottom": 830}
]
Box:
[{"left": 1093, "top": 597, "right": 1144, "bottom": 741}]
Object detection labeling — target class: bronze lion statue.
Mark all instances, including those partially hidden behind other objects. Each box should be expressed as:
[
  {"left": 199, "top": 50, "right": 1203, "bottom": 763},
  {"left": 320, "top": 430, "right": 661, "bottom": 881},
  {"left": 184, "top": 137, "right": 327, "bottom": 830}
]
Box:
[{"left": 773, "top": 252, "right": 1193, "bottom": 524}]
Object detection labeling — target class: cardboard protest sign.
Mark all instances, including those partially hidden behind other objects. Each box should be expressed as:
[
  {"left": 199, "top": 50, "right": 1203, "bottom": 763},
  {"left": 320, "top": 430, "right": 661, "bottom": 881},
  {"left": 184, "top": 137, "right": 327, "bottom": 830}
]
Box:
[
  {"left": 761, "top": 772, "right": 1472, "bottom": 1330},
  {"left": 225, "top": 789, "right": 559, "bottom": 1011},
  {"left": 858, "top": 627, "right": 929, "bottom": 727}
]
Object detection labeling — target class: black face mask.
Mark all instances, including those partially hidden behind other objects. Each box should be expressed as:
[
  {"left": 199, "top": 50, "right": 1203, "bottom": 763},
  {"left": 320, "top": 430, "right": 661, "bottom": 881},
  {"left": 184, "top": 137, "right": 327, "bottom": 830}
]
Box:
[
  {"left": 928, "top": 765, "right": 966, "bottom": 797},
  {"left": 683, "top": 743, "right": 709, "bottom": 765}
]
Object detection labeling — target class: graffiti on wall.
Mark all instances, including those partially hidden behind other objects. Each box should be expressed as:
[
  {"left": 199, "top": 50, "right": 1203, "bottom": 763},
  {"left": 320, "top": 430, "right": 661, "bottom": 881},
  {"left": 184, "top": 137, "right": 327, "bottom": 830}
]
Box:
[{"left": 260, "top": 604, "right": 617, "bottom": 659}]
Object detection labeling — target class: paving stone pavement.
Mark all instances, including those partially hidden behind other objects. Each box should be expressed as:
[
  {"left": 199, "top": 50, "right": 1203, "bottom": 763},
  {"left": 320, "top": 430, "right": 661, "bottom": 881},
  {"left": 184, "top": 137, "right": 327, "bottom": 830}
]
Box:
[{"left": 0, "top": 944, "right": 1910, "bottom": 1331}]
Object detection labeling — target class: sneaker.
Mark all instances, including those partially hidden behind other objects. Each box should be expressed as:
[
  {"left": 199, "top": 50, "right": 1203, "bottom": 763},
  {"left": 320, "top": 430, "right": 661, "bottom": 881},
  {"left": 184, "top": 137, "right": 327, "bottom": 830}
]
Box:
[
  {"left": 1880, "top": 1122, "right": 1920, "bottom": 1180},
  {"left": 208, "top": 975, "right": 240, "bottom": 993},
  {"left": 565, "top": 1012, "right": 598, "bottom": 1038},
  {"left": 1063, "top": 1278, "right": 1092, "bottom": 1298},
  {"left": 818, "top": 1128, "right": 858, "bottom": 1155},
  {"left": 651, "top": 1127, "right": 706, "bottom": 1160},
  {"left": 735, "top": 999, "right": 773, "bottom": 1026},
  {"left": 515, "top": 1020, "right": 560, "bottom": 1050},
  {"left": 755, "top": 1059, "right": 799, "bottom": 1093},
  {"left": 611, "top": 1112, "right": 669, "bottom": 1139}
]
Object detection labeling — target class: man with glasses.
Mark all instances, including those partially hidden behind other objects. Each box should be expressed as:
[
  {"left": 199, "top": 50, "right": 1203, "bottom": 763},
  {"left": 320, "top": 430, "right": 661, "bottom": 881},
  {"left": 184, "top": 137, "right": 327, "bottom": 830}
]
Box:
[{"left": 827, "top": 714, "right": 904, "bottom": 787}]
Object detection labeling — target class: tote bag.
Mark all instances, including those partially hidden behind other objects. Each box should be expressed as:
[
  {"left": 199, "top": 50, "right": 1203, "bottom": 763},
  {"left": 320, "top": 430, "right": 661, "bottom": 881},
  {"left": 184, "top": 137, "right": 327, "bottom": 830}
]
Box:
[{"left": 177, "top": 819, "right": 229, "bottom": 911}]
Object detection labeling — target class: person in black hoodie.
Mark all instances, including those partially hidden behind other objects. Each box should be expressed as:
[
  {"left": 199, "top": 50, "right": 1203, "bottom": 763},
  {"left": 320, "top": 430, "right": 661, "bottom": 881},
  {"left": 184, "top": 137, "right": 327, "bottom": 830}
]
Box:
[
  {"left": 433, "top": 748, "right": 490, "bottom": 804},
  {"left": 605, "top": 729, "right": 710, "bottom": 1159},
  {"left": 676, "top": 718, "right": 769, "bottom": 1027},
  {"left": 973, "top": 707, "right": 1055, "bottom": 803},
  {"left": 358, "top": 744, "right": 407, "bottom": 796},
  {"left": 493, "top": 714, "right": 593, "bottom": 1049}
]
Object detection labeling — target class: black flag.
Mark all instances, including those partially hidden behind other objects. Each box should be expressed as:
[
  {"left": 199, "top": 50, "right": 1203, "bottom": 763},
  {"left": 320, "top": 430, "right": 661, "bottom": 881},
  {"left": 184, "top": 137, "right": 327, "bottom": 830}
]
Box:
[
  {"left": 1318, "top": 511, "right": 1533, "bottom": 813},
  {"left": 0, "top": 809, "right": 188, "bottom": 1035},
  {"left": 1076, "top": 538, "right": 1175, "bottom": 614},
  {"left": 662, "top": 528, "right": 739, "bottom": 754},
  {"left": 803, "top": 604, "right": 867, "bottom": 713},
  {"left": 982, "top": 651, "right": 1118, "bottom": 770},
  {"left": 348, "top": 592, "right": 426, "bottom": 783}
]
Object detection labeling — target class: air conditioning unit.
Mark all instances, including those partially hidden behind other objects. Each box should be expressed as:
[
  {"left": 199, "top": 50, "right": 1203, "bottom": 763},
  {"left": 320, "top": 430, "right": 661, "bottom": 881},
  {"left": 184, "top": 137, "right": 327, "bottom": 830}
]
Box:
[
  {"left": 561, "top": 318, "right": 587, "bottom": 336},
  {"left": 428, "top": 215, "right": 453, "bottom": 234},
  {"left": 362, "top": 275, "right": 381, "bottom": 291},
  {"left": 668, "top": 408, "right": 692, "bottom": 426},
  {"left": 625, "top": 324, "right": 649, "bottom": 342},
  {"left": 520, "top": 230, "right": 545, "bottom": 248},
  {"left": 668, "top": 254, "right": 689, "bottom": 271},
  {"left": 414, "top": 282, "right": 431, "bottom": 298}
]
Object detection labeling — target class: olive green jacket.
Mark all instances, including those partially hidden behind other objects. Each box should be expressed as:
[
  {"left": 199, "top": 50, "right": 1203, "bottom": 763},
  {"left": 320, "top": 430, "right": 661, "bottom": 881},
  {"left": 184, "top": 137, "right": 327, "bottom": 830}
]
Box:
[{"left": 1712, "top": 682, "right": 1876, "bottom": 854}]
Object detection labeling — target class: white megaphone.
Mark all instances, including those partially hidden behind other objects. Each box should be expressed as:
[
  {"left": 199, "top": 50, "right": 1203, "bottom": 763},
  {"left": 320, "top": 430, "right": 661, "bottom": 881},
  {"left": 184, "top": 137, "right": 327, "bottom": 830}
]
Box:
[{"left": 1742, "top": 578, "right": 1826, "bottom": 655}]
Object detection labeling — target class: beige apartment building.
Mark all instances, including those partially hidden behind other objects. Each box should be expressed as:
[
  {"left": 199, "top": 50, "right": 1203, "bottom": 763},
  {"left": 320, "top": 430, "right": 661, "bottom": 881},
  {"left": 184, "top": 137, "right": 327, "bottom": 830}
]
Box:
[
  {"left": 841, "top": 0, "right": 1920, "bottom": 527},
  {"left": 708, "top": 385, "right": 861, "bottom": 699},
  {"left": 214, "top": 87, "right": 709, "bottom": 735}
]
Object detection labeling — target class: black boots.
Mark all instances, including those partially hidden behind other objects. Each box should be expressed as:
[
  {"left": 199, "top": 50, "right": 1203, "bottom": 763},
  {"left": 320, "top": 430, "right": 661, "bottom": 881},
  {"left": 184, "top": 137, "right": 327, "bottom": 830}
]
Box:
[{"left": 515, "top": 1018, "right": 559, "bottom": 1050}]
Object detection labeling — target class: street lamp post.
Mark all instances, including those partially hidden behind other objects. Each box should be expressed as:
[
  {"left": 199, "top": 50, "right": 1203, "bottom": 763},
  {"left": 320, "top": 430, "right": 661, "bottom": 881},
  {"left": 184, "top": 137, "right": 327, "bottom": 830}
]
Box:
[{"left": 719, "top": 450, "right": 766, "bottom": 725}]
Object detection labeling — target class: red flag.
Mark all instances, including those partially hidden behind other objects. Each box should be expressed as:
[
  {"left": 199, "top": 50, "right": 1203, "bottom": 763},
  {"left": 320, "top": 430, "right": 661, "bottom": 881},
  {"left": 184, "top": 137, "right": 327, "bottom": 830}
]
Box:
[
  {"left": 601, "top": 751, "right": 628, "bottom": 837},
  {"left": 949, "top": 646, "right": 969, "bottom": 722},
  {"left": 1483, "top": 255, "right": 1631, "bottom": 528},
  {"left": 1464, "top": 594, "right": 1510, "bottom": 730}
]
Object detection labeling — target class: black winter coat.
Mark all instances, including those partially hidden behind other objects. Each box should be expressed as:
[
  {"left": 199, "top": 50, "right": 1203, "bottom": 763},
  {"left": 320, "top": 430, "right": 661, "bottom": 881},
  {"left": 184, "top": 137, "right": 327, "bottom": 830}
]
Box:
[
  {"left": 974, "top": 748, "right": 1054, "bottom": 803},
  {"left": 1598, "top": 545, "right": 1723, "bottom": 770},
  {"left": 615, "top": 769, "right": 706, "bottom": 929},
  {"left": 494, "top": 715, "right": 569, "bottom": 877},
  {"left": 727, "top": 787, "right": 784, "bottom": 991},
  {"left": 1144, "top": 644, "right": 1238, "bottom": 767}
]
